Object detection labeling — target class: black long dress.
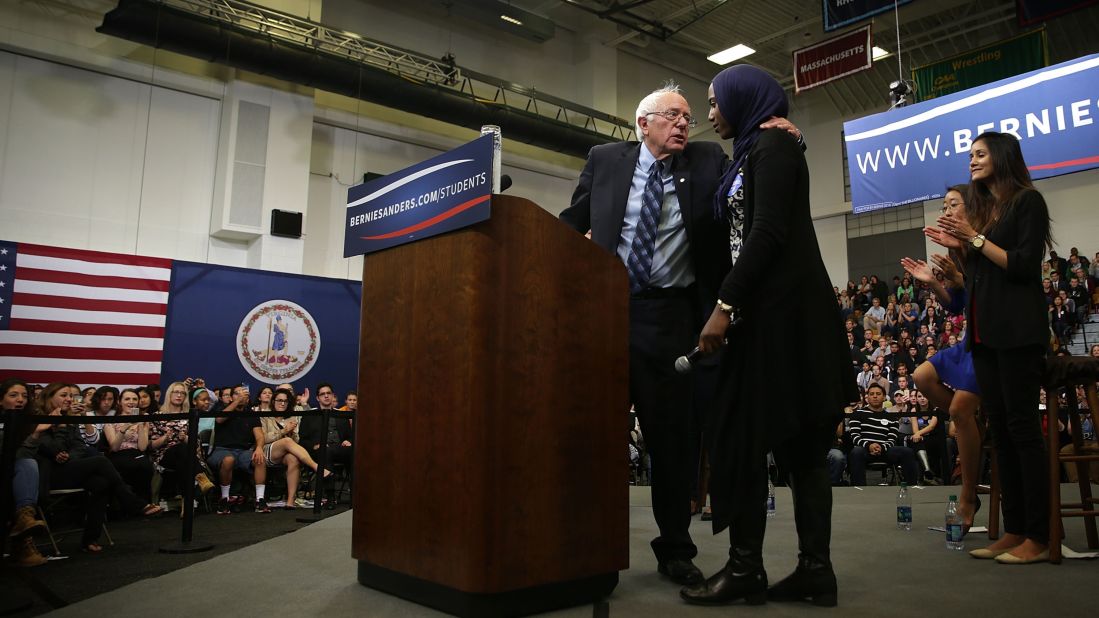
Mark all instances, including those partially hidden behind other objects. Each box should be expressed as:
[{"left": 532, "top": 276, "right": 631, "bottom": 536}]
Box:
[{"left": 707, "top": 129, "right": 858, "bottom": 555}]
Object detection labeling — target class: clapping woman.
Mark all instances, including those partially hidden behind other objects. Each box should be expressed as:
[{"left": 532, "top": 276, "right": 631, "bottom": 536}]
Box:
[{"left": 926, "top": 132, "right": 1052, "bottom": 564}]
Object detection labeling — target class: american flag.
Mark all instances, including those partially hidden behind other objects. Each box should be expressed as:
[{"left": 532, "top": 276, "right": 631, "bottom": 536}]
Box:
[{"left": 0, "top": 240, "right": 173, "bottom": 387}]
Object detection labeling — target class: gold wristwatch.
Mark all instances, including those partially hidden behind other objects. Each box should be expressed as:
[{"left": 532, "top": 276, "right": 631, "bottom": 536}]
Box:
[
  {"left": 970, "top": 234, "right": 986, "bottom": 250},
  {"left": 717, "top": 299, "right": 734, "bottom": 314}
]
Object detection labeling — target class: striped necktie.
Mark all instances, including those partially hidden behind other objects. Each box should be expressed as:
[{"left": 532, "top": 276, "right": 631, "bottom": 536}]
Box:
[{"left": 626, "top": 159, "right": 664, "bottom": 294}]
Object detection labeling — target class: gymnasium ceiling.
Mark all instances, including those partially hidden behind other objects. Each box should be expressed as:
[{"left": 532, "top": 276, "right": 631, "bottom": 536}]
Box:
[{"left": 528, "top": 0, "right": 1099, "bottom": 115}]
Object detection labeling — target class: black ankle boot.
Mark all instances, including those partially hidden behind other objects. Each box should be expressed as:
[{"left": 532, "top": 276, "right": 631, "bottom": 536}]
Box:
[
  {"left": 680, "top": 556, "right": 767, "bottom": 606},
  {"left": 767, "top": 557, "right": 837, "bottom": 607}
]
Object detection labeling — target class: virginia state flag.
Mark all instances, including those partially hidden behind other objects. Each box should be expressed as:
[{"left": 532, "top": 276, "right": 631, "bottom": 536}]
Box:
[{"left": 160, "top": 262, "right": 361, "bottom": 396}]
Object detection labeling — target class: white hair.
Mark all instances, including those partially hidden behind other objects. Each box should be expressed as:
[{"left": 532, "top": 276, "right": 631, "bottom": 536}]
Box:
[{"left": 635, "top": 82, "right": 682, "bottom": 141}]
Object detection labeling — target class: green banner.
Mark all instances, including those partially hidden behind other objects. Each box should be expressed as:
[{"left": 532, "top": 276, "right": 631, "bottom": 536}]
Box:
[{"left": 911, "top": 30, "right": 1048, "bottom": 102}]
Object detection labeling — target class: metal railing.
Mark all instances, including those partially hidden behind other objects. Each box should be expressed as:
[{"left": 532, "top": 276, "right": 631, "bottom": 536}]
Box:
[{"left": 152, "top": 0, "right": 635, "bottom": 140}]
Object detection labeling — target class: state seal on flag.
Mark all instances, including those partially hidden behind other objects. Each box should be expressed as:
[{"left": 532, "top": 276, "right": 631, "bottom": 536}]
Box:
[{"left": 236, "top": 300, "right": 320, "bottom": 383}]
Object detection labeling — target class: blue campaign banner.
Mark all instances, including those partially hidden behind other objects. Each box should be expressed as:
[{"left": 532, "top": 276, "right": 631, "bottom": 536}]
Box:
[
  {"left": 844, "top": 54, "right": 1099, "bottom": 213},
  {"left": 160, "top": 261, "right": 362, "bottom": 397},
  {"left": 344, "top": 134, "right": 493, "bottom": 256},
  {"left": 823, "top": 0, "right": 913, "bottom": 31}
]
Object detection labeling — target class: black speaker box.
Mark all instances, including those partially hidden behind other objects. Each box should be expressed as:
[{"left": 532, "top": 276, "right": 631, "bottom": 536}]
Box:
[{"left": 271, "top": 209, "right": 303, "bottom": 238}]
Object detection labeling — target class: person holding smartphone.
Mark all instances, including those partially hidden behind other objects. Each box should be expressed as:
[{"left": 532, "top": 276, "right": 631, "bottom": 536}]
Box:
[{"left": 104, "top": 388, "right": 154, "bottom": 504}]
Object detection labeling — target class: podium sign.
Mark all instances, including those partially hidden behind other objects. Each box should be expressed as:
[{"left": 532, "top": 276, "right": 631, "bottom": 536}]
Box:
[{"left": 344, "top": 135, "right": 493, "bottom": 256}]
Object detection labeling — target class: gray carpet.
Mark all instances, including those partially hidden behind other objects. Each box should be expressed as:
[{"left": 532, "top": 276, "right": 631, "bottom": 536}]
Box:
[{"left": 45, "top": 485, "right": 1097, "bottom": 616}]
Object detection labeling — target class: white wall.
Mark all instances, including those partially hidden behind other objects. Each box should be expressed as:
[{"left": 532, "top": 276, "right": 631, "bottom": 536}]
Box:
[{"left": 0, "top": 51, "right": 220, "bottom": 260}]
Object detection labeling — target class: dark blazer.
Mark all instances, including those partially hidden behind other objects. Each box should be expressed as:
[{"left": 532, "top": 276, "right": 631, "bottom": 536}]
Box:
[
  {"left": 708, "top": 128, "right": 858, "bottom": 532},
  {"left": 300, "top": 412, "right": 353, "bottom": 448},
  {"left": 560, "top": 140, "right": 731, "bottom": 309},
  {"left": 964, "top": 189, "right": 1050, "bottom": 349}
]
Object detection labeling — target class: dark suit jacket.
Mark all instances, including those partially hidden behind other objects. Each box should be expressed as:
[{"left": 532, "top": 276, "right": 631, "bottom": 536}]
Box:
[
  {"left": 559, "top": 140, "right": 731, "bottom": 310},
  {"left": 964, "top": 189, "right": 1050, "bottom": 349}
]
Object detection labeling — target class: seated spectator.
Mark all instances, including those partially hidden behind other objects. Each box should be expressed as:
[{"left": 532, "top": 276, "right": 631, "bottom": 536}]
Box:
[
  {"left": 937, "top": 320, "right": 957, "bottom": 349},
  {"left": 856, "top": 362, "right": 873, "bottom": 392},
  {"left": 2, "top": 379, "right": 48, "bottom": 566},
  {"left": 253, "top": 385, "right": 275, "bottom": 413},
  {"left": 35, "top": 382, "right": 162, "bottom": 553},
  {"left": 1060, "top": 386, "right": 1098, "bottom": 484},
  {"left": 137, "top": 386, "right": 158, "bottom": 416},
  {"left": 863, "top": 297, "right": 886, "bottom": 335},
  {"left": 300, "top": 382, "right": 353, "bottom": 507},
  {"left": 260, "top": 389, "right": 333, "bottom": 509},
  {"left": 1050, "top": 295, "right": 1073, "bottom": 346},
  {"left": 82, "top": 385, "right": 122, "bottom": 449},
  {"left": 846, "top": 384, "right": 919, "bottom": 486},
  {"left": 213, "top": 386, "right": 234, "bottom": 412},
  {"left": 207, "top": 385, "right": 270, "bottom": 514},
  {"left": 103, "top": 389, "right": 155, "bottom": 504},
  {"left": 340, "top": 391, "right": 358, "bottom": 413},
  {"left": 827, "top": 419, "right": 847, "bottom": 486},
  {"left": 149, "top": 387, "right": 215, "bottom": 504}
]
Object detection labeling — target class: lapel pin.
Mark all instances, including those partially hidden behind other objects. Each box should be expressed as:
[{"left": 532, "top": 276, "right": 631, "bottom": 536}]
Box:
[{"left": 679, "top": 178, "right": 685, "bottom": 183}]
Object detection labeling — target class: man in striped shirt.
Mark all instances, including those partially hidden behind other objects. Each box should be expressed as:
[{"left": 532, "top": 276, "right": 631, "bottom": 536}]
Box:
[{"left": 847, "top": 384, "right": 919, "bottom": 486}]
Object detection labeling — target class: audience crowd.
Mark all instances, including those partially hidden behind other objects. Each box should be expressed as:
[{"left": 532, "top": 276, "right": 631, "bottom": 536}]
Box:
[
  {"left": 2, "top": 377, "right": 357, "bottom": 566},
  {"left": 631, "top": 248, "right": 1099, "bottom": 512},
  {"left": 4, "top": 248, "right": 1099, "bottom": 568}
]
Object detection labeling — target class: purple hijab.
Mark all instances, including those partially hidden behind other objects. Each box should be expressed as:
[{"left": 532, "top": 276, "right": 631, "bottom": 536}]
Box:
[{"left": 711, "top": 64, "right": 789, "bottom": 218}]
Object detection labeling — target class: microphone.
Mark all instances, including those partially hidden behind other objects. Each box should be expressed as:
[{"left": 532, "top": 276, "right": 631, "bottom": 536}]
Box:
[
  {"left": 674, "top": 347, "right": 704, "bottom": 374},
  {"left": 500, "top": 174, "right": 513, "bottom": 192},
  {"left": 675, "top": 316, "right": 742, "bottom": 373}
]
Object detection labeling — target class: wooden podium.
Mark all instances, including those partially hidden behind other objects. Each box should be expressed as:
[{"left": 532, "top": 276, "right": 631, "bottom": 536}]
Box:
[{"left": 352, "top": 195, "right": 629, "bottom": 617}]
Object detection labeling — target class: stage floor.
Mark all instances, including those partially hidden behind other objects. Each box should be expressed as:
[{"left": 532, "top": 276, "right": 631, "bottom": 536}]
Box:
[{"left": 47, "top": 485, "right": 1097, "bottom": 616}]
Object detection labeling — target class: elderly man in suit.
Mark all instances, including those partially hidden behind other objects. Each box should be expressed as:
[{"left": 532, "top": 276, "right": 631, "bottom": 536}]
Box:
[{"left": 559, "top": 82, "right": 798, "bottom": 586}]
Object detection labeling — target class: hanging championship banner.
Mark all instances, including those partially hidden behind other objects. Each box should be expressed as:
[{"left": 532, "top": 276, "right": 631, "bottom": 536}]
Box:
[
  {"left": 793, "top": 25, "right": 873, "bottom": 93},
  {"left": 843, "top": 54, "right": 1099, "bottom": 213},
  {"left": 911, "top": 30, "right": 1047, "bottom": 102},
  {"left": 822, "top": 0, "right": 913, "bottom": 31}
]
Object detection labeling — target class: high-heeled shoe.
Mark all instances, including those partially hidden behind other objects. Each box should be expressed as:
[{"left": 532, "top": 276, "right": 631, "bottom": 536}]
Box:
[{"left": 961, "top": 496, "right": 982, "bottom": 537}]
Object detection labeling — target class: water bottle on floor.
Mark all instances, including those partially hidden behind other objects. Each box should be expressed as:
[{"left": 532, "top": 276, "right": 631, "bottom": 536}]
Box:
[
  {"left": 945, "top": 495, "right": 964, "bottom": 550},
  {"left": 896, "top": 483, "right": 912, "bottom": 530},
  {"left": 766, "top": 478, "right": 776, "bottom": 519}
]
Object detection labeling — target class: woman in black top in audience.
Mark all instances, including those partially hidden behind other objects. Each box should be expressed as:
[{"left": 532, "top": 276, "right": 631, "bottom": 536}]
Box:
[
  {"left": 928, "top": 131, "right": 1052, "bottom": 564},
  {"left": 35, "top": 383, "right": 162, "bottom": 553}
]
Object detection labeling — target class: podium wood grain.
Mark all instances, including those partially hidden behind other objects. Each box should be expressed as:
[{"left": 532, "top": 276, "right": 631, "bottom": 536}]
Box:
[{"left": 352, "top": 195, "right": 629, "bottom": 597}]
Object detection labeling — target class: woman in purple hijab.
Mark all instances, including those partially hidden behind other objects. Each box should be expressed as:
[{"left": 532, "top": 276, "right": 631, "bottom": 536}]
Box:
[{"left": 681, "top": 65, "right": 857, "bottom": 608}]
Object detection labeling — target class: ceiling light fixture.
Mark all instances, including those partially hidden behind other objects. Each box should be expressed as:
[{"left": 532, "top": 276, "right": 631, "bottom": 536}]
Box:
[
  {"left": 500, "top": 14, "right": 523, "bottom": 26},
  {"left": 872, "top": 46, "right": 891, "bottom": 60},
  {"left": 707, "top": 44, "right": 755, "bottom": 65}
]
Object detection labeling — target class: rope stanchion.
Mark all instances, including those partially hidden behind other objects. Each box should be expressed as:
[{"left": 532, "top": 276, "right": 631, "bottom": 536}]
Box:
[{"left": 159, "top": 405, "right": 213, "bottom": 554}]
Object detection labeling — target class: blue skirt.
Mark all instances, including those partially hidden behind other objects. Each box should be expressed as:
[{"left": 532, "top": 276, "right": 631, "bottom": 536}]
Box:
[{"left": 927, "top": 342, "right": 981, "bottom": 395}]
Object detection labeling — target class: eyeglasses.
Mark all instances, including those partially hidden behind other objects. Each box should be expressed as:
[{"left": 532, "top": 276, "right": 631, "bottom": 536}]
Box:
[
  {"left": 644, "top": 109, "right": 697, "bottom": 128},
  {"left": 274, "top": 399, "right": 289, "bottom": 404}
]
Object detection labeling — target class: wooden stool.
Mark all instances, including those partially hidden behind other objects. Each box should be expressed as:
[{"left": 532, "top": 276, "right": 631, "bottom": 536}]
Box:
[{"left": 1044, "top": 356, "right": 1099, "bottom": 564}]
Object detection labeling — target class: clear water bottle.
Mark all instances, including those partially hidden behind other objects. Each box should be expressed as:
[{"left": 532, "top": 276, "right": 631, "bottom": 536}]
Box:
[
  {"left": 896, "top": 483, "right": 912, "bottom": 530},
  {"left": 766, "top": 478, "right": 776, "bottom": 519},
  {"left": 945, "top": 495, "right": 964, "bottom": 550}
]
